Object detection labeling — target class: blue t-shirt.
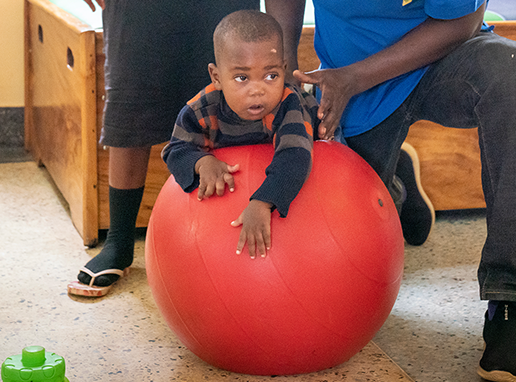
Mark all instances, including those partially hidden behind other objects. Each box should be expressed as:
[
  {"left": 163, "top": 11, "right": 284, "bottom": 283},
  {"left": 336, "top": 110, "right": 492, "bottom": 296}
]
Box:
[{"left": 313, "top": 0, "right": 486, "bottom": 137}]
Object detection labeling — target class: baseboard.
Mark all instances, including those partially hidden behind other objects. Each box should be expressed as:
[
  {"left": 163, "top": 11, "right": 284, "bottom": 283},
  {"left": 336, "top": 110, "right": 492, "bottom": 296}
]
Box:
[{"left": 0, "top": 107, "right": 24, "bottom": 146}]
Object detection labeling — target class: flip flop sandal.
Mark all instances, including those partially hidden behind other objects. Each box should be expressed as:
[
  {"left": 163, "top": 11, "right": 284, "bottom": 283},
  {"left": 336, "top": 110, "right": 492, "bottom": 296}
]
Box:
[{"left": 67, "top": 267, "right": 130, "bottom": 297}]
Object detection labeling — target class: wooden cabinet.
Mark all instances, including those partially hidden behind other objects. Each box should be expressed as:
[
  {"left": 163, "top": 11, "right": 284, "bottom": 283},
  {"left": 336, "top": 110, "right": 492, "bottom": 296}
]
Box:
[{"left": 24, "top": 0, "right": 168, "bottom": 246}]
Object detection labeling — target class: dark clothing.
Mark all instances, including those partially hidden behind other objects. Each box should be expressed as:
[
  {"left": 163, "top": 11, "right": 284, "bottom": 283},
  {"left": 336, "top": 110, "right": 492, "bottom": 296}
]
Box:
[
  {"left": 100, "top": 0, "right": 259, "bottom": 147},
  {"left": 345, "top": 31, "right": 516, "bottom": 301}
]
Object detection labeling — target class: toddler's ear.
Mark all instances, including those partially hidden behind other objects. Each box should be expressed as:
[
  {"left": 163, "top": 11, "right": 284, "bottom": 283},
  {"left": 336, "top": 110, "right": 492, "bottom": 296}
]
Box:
[{"left": 208, "top": 63, "right": 222, "bottom": 90}]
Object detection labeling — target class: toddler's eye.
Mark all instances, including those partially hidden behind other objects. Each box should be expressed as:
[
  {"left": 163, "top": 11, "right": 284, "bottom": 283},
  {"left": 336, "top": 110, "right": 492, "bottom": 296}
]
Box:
[
  {"left": 266, "top": 73, "right": 278, "bottom": 81},
  {"left": 235, "top": 75, "right": 247, "bottom": 82}
]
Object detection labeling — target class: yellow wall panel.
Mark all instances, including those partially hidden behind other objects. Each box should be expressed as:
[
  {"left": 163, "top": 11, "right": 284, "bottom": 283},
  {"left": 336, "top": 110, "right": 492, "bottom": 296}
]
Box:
[{"left": 0, "top": 0, "right": 24, "bottom": 106}]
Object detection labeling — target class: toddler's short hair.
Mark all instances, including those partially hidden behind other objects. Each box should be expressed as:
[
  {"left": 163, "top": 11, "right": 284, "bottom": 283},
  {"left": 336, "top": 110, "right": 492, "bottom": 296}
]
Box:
[{"left": 213, "top": 10, "right": 284, "bottom": 64}]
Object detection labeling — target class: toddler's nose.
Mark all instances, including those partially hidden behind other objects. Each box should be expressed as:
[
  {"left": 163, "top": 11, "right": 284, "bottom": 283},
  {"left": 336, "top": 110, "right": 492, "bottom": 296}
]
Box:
[{"left": 249, "top": 82, "right": 265, "bottom": 97}]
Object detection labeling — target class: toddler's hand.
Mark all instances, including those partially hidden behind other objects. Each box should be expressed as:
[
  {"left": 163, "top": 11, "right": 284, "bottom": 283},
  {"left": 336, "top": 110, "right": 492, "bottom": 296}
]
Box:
[
  {"left": 230, "top": 200, "right": 272, "bottom": 259},
  {"left": 195, "top": 155, "right": 239, "bottom": 200}
]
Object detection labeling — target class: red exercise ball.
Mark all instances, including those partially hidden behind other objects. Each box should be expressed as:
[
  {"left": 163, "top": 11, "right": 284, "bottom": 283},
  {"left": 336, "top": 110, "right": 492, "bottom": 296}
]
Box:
[{"left": 145, "top": 141, "right": 404, "bottom": 376}]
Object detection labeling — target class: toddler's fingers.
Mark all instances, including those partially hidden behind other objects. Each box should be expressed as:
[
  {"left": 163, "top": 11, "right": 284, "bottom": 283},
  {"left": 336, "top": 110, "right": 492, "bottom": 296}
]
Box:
[
  {"left": 247, "top": 235, "right": 257, "bottom": 259},
  {"left": 197, "top": 183, "right": 206, "bottom": 200},
  {"left": 264, "top": 231, "right": 271, "bottom": 253},
  {"left": 224, "top": 173, "right": 235, "bottom": 192},
  {"left": 230, "top": 215, "right": 243, "bottom": 227},
  {"left": 227, "top": 163, "right": 240, "bottom": 173},
  {"left": 256, "top": 236, "right": 267, "bottom": 259},
  {"left": 215, "top": 177, "right": 227, "bottom": 196},
  {"left": 233, "top": 227, "right": 246, "bottom": 256},
  {"left": 231, "top": 216, "right": 243, "bottom": 257},
  {"left": 204, "top": 183, "right": 215, "bottom": 198}
]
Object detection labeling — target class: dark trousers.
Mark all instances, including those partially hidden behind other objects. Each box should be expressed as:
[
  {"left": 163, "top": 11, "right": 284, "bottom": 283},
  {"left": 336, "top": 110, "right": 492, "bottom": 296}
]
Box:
[{"left": 345, "top": 32, "right": 516, "bottom": 301}]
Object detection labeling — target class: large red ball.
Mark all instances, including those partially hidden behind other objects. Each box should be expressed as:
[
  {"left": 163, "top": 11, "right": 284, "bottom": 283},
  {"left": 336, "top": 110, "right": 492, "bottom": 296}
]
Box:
[{"left": 145, "top": 141, "right": 404, "bottom": 376}]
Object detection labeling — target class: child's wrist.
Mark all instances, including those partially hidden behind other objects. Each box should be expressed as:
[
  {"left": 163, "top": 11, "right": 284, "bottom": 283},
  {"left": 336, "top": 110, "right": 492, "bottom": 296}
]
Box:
[
  {"left": 194, "top": 155, "right": 211, "bottom": 174},
  {"left": 250, "top": 199, "right": 274, "bottom": 210}
]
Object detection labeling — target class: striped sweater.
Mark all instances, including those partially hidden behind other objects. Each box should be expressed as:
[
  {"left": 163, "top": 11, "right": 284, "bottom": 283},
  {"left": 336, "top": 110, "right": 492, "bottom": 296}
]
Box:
[{"left": 162, "top": 83, "right": 319, "bottom": 217}]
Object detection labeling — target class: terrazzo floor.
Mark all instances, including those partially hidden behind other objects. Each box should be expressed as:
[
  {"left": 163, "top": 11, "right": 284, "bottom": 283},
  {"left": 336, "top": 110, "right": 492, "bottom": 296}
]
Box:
[{"left": 0, "top": 157, "right": 490, "bottom": 382}]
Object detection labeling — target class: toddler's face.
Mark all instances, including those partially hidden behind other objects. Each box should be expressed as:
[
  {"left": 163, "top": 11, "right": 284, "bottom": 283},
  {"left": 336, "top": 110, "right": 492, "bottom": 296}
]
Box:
[{"left": 210, "top": 37, "right": 286, "bottom": 121}]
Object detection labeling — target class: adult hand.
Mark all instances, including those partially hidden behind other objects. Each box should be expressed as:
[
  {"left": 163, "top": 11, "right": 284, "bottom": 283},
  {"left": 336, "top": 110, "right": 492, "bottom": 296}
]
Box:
[
  {"left": 231, "top": 200, "right": 272, "bottom": 259},
  {"left": 294, "top": 66, "right": 360, "bottom": 140},
  {"left": 83, "top": 0, "right": 105, "bottom": 12},
  {"left": 195, "top": 155, "right": 240, "bottom": 200},
  {"left": 284, "top": 70, "right": 301, "bottom": 87}
]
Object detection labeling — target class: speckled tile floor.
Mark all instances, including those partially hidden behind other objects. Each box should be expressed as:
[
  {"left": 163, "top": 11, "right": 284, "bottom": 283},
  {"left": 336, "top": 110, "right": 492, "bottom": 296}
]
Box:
[
  {"left": 0, "top": 159, "right": 489, "bottom": 381},
  {"left": 374, "top": 209, "right": 487, "bottom": 382}
]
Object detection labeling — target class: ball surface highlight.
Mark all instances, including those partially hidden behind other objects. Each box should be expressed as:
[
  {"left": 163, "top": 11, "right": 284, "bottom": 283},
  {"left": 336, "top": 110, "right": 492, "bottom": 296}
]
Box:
[{"left": 145, "top": 141, "right": 404, "bottom": 375}]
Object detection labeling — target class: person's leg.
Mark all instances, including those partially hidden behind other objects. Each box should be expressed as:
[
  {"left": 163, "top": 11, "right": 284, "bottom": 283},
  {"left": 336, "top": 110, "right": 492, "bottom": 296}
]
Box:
[
  {"left": 108, "top": 146, "right": 151, "bottom": 190},
  {"left": 409, "top": 32, "right": 516, "bottom": 300},
  {"left": 77, "top": 147, "right": 151, "bottom": 287},
  {"left": 345, "top": 101, "right": 413, "bottom": 214},
  {"left": 345, "top": 103, "right": 435, "bottom": 247},
  {"left": 473, "top": 35, "right": 516, "bottom": 381},
  {"left": 404, "top": 31, "right": 516, "bottom": 379},
  {"left": 69, "top": 0, "right": 262, "bottom": 296}
]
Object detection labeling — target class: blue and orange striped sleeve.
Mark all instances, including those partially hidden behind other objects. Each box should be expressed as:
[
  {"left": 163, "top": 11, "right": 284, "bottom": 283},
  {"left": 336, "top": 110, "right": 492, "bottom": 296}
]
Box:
[
  {"left": 162, "top": 86, "right": 220, "bottom": 192},
  {"left": 251, "top": 86, "right": 317, "bottom": 217}
]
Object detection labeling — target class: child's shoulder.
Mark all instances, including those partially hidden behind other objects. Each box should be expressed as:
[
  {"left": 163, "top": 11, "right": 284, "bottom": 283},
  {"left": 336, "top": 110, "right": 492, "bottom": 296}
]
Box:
[
  {"left": 186, "top": 83, "right": 223, "bottom": 112},
  {"left": 284, "top": 83, "right": 318, "bottom": 109}
]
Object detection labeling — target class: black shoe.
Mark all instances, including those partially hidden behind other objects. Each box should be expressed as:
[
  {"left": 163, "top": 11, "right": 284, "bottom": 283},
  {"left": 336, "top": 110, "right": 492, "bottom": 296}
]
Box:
[
  {"left": 478, "top": 302, "right": 516, "bottom": 381},
  {"left": 395, "top": 142, "right": 435, "bottom": 246}
]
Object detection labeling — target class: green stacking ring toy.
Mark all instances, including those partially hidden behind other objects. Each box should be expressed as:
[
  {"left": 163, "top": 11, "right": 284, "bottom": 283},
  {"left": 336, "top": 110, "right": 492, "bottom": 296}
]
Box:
[{"left": 1, "top": 346, "right": 69, "bottom": 382}]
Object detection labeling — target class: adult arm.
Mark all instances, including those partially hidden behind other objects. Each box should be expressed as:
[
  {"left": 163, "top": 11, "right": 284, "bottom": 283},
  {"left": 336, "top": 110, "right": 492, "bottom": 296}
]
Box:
[
  {"left": 294, "top": 2, "right": 487, "bottom": 139},
  {"left": 265, "top": 0, "right": 306, "bottom": 84}
]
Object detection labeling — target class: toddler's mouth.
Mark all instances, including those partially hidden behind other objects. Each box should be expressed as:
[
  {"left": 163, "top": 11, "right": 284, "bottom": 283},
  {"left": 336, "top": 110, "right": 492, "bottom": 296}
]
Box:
[{"left": 248, "top": 104, "right": 265, "bottom": 115}]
